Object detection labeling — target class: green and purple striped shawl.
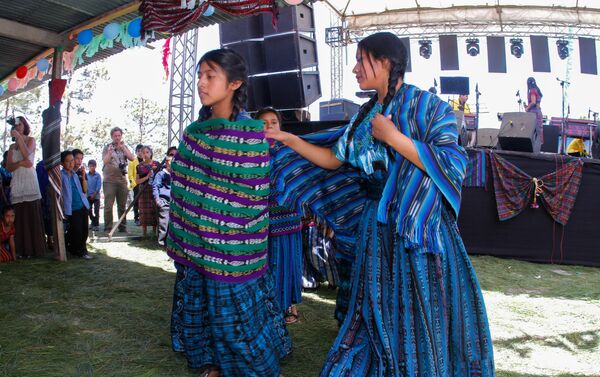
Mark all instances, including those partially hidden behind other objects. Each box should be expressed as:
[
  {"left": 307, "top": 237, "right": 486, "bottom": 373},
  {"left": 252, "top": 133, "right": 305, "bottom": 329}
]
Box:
[{"left": 166, "top": 117, "right": 270, "bottom": 283}]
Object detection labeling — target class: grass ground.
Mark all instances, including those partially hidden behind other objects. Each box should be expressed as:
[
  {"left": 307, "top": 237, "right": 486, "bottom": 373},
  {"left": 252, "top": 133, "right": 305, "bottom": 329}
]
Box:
[{"left": 1, "top": 231, "right": 599, "bottom": 376}]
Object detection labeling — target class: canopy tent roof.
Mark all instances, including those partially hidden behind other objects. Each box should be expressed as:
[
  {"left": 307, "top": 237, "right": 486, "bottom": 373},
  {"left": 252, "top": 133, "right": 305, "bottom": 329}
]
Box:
[
  {"left": 0, "top": 0, "right": 242, "bottom": 101},
  {"left": 323, "top": 0, "right": 600, "bottom": 40}
]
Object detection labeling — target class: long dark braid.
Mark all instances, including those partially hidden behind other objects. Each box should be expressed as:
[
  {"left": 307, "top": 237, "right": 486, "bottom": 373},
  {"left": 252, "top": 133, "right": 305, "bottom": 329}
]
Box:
[
  {"left": 196, "top": 48, "right": 249, "bottom": 122},
  {"left": 344, "top": 32, "right": 408, "bottom": 161}
]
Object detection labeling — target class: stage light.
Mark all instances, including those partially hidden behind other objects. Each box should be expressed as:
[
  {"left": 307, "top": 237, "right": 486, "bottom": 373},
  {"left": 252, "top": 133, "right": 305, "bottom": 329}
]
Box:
[
  {"left": 419, "top": 40, "right": 432, "bottom": 59},
  {"left": 510, "top": 38, "right": 524, "bottom": 58},
  {"left": 466, "top": 38, "right": 480, "bottom": 56},
  {"left": 557, "top": 39, "right": 570, "bottom": 60}
]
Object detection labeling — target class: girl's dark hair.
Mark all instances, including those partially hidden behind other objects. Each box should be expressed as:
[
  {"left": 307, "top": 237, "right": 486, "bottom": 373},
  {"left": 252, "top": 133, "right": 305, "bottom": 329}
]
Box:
[
  {"left": 142, "top": 145, "right": 153, "bottom": 159},
  {"left": 197, "top": 49, "right": 249, "bottom": 122},
  {"left": 2, "top": 205, "right": 14, "bottom": 215},
  {"left": 345, "top": 32, "right": 408, "bottom": 159},
  {"left": 16, "top": 116, "right": 31, "bottom": 136},
  {"left": 255, "top": 107, "right": 282, "bottom": 126},
  {"left": 527, "top": 77, "right": 543, "bottom": 98}
]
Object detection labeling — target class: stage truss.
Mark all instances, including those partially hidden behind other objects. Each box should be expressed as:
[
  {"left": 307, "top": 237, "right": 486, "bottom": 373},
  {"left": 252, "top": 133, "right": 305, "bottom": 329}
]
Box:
[
  {"left": 323, "top": 4, "right": 600, "bottom": 100},
  {"left": 167, "top": 28, "right": 198, "bottom": 147}
]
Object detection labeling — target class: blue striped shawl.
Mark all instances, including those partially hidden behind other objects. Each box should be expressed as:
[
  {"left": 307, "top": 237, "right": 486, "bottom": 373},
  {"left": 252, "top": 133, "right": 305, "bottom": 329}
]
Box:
[
  {"left": 270, "top": 84, "right": 466, "bottom": 255},
  {"left": 378, "top": 84, "right": 467, "bottom": 253}
]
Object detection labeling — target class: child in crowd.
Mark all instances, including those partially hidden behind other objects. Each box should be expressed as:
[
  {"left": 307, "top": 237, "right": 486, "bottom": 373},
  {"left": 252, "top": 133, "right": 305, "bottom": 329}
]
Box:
[
  {"left": 60, "top": 150, "right": 91, "bottom": 259},
  {"left": 135, "top": 146, "right": 158, "bottom": 238},
  {"left": 86, "top": 160, "right": 102, "bottom": 232},
  {"left": 72, "top": 149, "right": 87, "bottom": 194},
  {"left": 152, "top": 153, "right": 172, "bottom": 247},
  {"left": 0, "top": 205, "right": 16, "bottom": 263},
  {"left": 256, "top": 107, "right": 303, "bottom": 325}
]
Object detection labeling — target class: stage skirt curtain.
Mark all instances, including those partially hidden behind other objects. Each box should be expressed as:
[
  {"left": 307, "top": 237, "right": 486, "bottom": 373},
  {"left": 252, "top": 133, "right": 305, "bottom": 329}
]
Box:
[{"left": 489, "top": 151, "right": 583, "bottom": 225}]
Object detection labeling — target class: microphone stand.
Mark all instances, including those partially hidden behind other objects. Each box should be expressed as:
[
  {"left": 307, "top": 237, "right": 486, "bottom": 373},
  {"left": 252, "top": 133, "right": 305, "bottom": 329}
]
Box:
[{"left": 516, "top": 92, "right": 523, "bottom": 112}]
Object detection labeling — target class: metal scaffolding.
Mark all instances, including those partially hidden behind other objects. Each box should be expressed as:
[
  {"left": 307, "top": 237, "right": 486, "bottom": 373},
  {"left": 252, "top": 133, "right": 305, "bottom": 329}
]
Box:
[
  {"left": 325, "top": 24, "right": 345, "bottom": 100},
  {"left": 167, "top": 28, "right": 198, "bottom": 147}
]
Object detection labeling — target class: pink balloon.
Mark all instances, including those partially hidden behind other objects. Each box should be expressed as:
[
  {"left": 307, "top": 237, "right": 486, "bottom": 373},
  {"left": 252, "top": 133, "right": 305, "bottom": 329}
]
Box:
[
  {"left": 284, "top": 0, "right": 303, "bottom": 4},
  {"left": 7, "top": 78, "right": 18, "bottom": 92}
]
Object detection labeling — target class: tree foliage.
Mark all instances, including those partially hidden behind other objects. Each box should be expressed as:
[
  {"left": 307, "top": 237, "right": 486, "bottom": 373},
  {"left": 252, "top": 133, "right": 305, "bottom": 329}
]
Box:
[{"left": 121, "top": 96, "right": 168, "bottom": 157}]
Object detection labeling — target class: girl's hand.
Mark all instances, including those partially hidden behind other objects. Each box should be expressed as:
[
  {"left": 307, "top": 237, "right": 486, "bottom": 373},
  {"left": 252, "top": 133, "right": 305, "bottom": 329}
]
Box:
[
  {"left": 371, "top": 114, "right": 400, "bottom": 145},
  {"left": 20, "top": 159, "right": 33, "bottom": 169}
]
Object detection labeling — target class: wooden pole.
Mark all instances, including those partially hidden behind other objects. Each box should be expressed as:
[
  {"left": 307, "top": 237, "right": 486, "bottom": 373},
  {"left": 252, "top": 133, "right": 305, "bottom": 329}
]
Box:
[{"left": 50, "top": 48, "right": 66, "bottom": 262}]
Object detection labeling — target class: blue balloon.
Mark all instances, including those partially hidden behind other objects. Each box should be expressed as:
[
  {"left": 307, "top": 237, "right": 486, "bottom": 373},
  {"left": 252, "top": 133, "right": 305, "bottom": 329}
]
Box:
[
  {"left": 103, "top": 22, "right": 120, "bottom": 41},
  {"left": 36, "top": 58, "right": 49, "bottom": 73},
  {"left": 203, "top": 5, "right": 215, "bottom": 16},
  {"left": 127, "top": 18, "right": 142, "bottom": 38},
  {"left": 0, "top": 85, "right": 4, "bottom": 96},
  {"left": 77, "top": 29, "right": 94, "bottom": 45}
]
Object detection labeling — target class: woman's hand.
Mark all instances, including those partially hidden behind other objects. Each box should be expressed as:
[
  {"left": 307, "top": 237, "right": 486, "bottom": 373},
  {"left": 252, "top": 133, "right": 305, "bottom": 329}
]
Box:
[
  {"left": 265, "top": 127, "right": 292, "bottom": 144},
  {"left": 371, "top": 113, "right": 400, "bottom": 145},
  {"left": 20, "top": 159, "right": 33, "bottom": 169},
  {"left": 10, "top": 129, "right": 20, "bottom": 139}
]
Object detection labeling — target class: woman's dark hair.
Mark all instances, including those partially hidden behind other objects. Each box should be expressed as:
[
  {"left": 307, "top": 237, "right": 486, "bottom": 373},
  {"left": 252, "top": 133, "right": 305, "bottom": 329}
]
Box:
[
  {"left": 16, "top": 116, "right": 31, "bottom": 136},
  {"left": 345, "top": 32, "right": 408, "bottom": 159},
  {"left": 255, "top": 107, "right": 282, "bottom": 126},
  {"left": 527, "top": 77, "right": 543, "bottom": 98},
  {"left": 167, "top": 146, "right": 177, "bottom": 156},
  {"left": 2, "top": 205, "right": 14, "bottom": 216},
  {"left": 60, "top": 150, "right": 73, "bottom": 163},
  {"left": 72, "top": 148, "right": 84, "bottom": 158},
  {"left": 197, "top": 48, "right": 248, "bottom": 122}
]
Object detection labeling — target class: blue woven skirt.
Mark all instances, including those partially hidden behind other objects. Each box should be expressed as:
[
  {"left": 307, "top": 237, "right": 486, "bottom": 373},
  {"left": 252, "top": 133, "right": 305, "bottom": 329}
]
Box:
[
  {"left": 321, "top": 202, "right": 495, "bottom": 377},
  {"left": 268, "top": 231, "right": 303, "bottom": 311},
  {"left": 171, "top": 263, "right": 292, "bottom": 376}
]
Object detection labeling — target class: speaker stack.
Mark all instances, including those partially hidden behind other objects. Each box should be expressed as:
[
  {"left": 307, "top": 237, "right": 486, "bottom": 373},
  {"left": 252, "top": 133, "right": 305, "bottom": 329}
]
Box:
[
  {"left": 219, "top": 4, "right": 321, "bottom": 113},
  {"left": 497, "top": 112, "right": 540, "bottom": 153}
]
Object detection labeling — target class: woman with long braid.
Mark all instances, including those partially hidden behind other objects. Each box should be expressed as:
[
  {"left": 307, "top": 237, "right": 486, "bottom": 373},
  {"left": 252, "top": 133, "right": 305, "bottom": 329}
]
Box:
[
  {"left": 267, "top": 33, "right": 494, "bottom": 376},
  {"left": 167, "top": 49, "right": 291, "bottom": 377}
]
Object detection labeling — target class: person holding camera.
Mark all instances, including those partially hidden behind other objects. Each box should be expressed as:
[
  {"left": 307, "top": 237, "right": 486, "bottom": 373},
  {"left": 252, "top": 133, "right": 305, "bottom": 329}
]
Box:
[
  {"left": 102, "top": 127, "right": 135, "bottom": 233},
  {"left": 6, "top": 116, "right": 46, "bottom": 258}
]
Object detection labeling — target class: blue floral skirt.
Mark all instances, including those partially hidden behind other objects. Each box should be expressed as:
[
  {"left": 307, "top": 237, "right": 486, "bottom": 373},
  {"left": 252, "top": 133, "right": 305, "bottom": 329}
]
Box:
[
  {"left": 268, "top": 231, "right": 303, "bottom": 311},
  {"left": 321, "top": 202, "right": 495, "bottom": 376},
  {"left": 171, "top": 263, "right": 292, "bottom": 376}
]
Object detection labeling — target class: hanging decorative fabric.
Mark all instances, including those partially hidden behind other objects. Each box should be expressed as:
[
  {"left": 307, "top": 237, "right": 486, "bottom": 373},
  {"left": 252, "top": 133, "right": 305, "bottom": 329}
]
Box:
[
  {"left": 489, "top": 152, "right": 583, "bottom": 225},
  {"left": 162, "top": 37, "right": 171, "bottom": 80},
  {"left": 463, "top": 149, "right": 486, "bottom": 187},
  {"left": 141, "top": 0, "right": 276, "bottom": 34}
]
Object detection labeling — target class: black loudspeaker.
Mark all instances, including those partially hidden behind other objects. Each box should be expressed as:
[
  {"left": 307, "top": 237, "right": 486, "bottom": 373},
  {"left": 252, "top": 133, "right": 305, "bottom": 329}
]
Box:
[
  {"left": 226, "top": 41, "right": 266, "bottom": 75},
  {"left": 541, "top": 124, "right": 560, "bottom": 153},
  {"left": 319, "top": 99, "right": 360, "bottom": 121},
  {"left": 268, "top": 72, "right": 321, "bottom": 109},
  {"left": 487, "top": 36, "right": 507, "bottom": 73},
  {"left": 262, "top": 3, "right": 315, "bottom": 35},
  {"left": 439, "top": 35, "right": 459, "bottom": 71},
  {"left": 440, "top": 76, "right": 469, "bottom": 95},
  {"left": 248, "top": 76, "right": 270, "bottom": 112},
  {"left": 264, "top": 34, "right": 318, "bottom": 71},
  {"left": 531, "top": 35, "right": 551, "bottom": 73},
  {"left": 579, "top": 37, "right": 598, "bottom": 75},
  {"left": 497, "top": 112, "right": 540, "bottom": 153},
  {"left": 220, "top": 16, "right": 262, "bottom": 44},
  {"left": 592, "top": 126, "right": 600, "bottom": 159},
  {"left": 477, "top": 128, "right": 500, "bottom": 148}
]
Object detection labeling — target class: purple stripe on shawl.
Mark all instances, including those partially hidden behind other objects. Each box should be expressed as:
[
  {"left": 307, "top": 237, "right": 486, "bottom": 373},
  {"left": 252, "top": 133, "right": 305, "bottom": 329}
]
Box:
[
  {"left": 172, "top": 196, "right": 268, "bottom": 226},
  {"left": 170, "top": 211, "right": 268, "bottom": 241},
  {"left": 167, "top": 251, "right": 268, "bottom": 283},
  {"left": 168, "top": 228, "right": 266, "bottom": 262},
  {"left": 172, "top": 174, "right": 264, "bottom": 207},
  {"left": 175, "top": 155, "right": 268, "bottom": 186},
  {"left": 183, "top": 134, "right": 270, "bottom": 164}
]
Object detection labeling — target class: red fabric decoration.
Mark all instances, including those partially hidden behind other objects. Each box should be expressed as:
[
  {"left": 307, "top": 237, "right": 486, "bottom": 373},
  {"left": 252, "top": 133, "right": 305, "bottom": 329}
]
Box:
[
  {"left": 49, "top": 79, "right": 67, "bottom": 105},
  {"left": 141, "top": 0, "right": 276, "bottom": 34},
  {"left": 162, "top": 37, "right": 171, "bottom": 79},
  {"left": 16, "top": 66, "right": 28, "bottom": 79}
]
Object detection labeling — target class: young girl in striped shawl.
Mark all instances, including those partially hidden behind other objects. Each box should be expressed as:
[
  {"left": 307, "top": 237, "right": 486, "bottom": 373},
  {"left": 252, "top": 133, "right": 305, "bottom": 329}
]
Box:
[
  {"left": 267, "top": 32, "right": 495, "bottom": 376},
  {"left": 167, "top": 49, "right": 291, "bottom": 377}
]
